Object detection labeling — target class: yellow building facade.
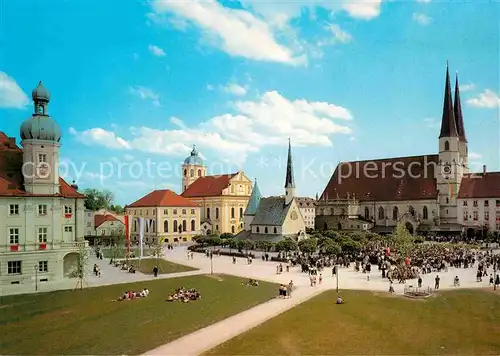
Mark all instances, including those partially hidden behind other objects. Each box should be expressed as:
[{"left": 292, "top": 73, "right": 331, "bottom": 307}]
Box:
[{"left": 181, "top": 146, "right": 252, "bottom": 235}]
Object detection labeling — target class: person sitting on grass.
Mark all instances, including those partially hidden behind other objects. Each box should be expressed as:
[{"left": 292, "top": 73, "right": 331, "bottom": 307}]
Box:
[
  {"left": 336, "top": 295, "right": 344, "bottom": 304},
  {"left": 242, "top": 279, "right": 259, "bottom": 286}
]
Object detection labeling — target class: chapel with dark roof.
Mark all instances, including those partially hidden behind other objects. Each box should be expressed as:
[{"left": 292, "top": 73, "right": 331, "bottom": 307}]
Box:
[{"left": 316, "top": 64, "right": 500, "bottom": 236}]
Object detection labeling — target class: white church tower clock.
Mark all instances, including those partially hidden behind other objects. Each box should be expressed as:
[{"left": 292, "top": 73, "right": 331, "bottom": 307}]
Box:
[
  {"left": 20, "top": 81, "right": 62, "bottom": 195},
  {"left": 436, "top": 64, "right": 467, "bottom": 226}
]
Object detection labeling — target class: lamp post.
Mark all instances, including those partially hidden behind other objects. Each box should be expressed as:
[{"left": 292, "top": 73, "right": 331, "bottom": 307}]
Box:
[
  {"left": 33, "top": 264, "right": 38, "bottom": 292},
  {"left": 335, "top": 264, "right": 339, "bottom": 294},
  {"left": 494, "top": 255, "right": 497, "bottom": 291},
  {"left": 210, "top": 251, "right": 214, "bottom": 275}
]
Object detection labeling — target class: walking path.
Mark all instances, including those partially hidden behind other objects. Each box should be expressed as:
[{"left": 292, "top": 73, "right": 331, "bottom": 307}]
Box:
[
  {"left": 140, "top": 246, "right": 498, "bottom": 356},
  {"left": 143, "top": 284, "right": 325, "bottom": 356}
]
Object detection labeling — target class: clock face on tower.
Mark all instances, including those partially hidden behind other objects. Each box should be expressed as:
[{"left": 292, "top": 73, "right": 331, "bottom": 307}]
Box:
[
  {"left": 291, "top": 211, "right": 298, "bottom": 220},
  {"left": 37, "top": 163, "right": 50, "bottom": 179},
  {"left": 442, "top": 163, "right": 452, "bottom": 179}
]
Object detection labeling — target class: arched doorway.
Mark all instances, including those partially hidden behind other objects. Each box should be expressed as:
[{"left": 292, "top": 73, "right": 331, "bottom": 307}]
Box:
[
  {"left": 63, "top": 252, "right": 79, "bottom": 277},
  {"left": 337, "top": 223, "right": 342, "bottom": 230},
  {"left": 323, "top": 222, "right": 328, "bottom": 230},
  {"left": 207, "top": 229, "right": 212, "bottom": 235},
  {"left": 405, "top": 222, "right": 414, "bottom": 235}
]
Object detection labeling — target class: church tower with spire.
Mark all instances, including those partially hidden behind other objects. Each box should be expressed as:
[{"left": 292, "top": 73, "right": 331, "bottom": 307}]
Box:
[
  {"left": 437, "top": 63, "right": 464, "bottom": 225},
  {"left": 284, "top": 139, "right": 296, "bottom": 205},
  {"left": 20, "top": 81, "right": 62, "bottom": 195},
  {"left": 454, "top": 73, "right": 469, "bottom": 173}
]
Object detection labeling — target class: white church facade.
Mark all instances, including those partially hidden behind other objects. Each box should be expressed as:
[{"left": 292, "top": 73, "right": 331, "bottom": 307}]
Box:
[
  {"left": 237, "top": 141, "right": 307, "bottom": 242},
  {"left": 0, "top": 82, "right": 86, "bottom": 293}
]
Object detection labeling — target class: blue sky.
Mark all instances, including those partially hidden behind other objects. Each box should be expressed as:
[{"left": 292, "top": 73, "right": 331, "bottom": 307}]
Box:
[{"left": 1, "top": 0, "right": 499, "bottom": 205}]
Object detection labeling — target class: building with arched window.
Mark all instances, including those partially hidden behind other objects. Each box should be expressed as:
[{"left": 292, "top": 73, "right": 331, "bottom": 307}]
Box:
[
  {"left": 315, "top": 65, "right": 500, "bottom": 236},
  {"left": 180, "top": 146, "right": 252, "bottom": 235},
  {"left": 236, "top": 140, "right": 307, "bottom": 243},
  {"left": 126, "top": 189, "right": 201, "bottom": 243}
]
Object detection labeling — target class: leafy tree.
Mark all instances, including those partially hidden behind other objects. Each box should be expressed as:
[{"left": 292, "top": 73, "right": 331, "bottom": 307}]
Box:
[
  {"left": 257, "top": 240, "right": 273, "bottom": 252},
  {"left": 324, "top": 230, "right": 342, "bottom": 242},
  {"left": 83, "top": 188, "right": 114, "bottom": 211},
  {"left": 111, "top": 231, "right": 126, "bottom": 259},
  {"left": 275, "top": 237, "right": 298, "bottom": 253},
  {"left": 148, "top": 239, "right": 164, "bottom": 266},
  {"left": 322, "top": 239, "right": 342, "bottom": 256},
  {"left": 298, "top": 238, "right": 317, "bottom": 254},
  {"left": 349, "top": 231, "right": 367, "bottom": 243},
  {"left": 109, "top": 204, "right": 125, "bottom": 214},
  {"left": 210, "top": 237, "right": 222, "bottom": 247},
  {"left": 241, "top": 240, "right": 255, "bottom": 253},
  {"left": 192, "top": 235, "right": 205, "bottom": 244},
  {"left": 71, "top": 242, "right": 90, "bottom": 290},
  {"left": 391, "top": 223, "right": 415, "bottom": 263},
  {"left": 340, "top": 238, "right": 362, "bottom": 256},
  {"left": 220, "top": 233, "right": 234, "bottom": 240}
]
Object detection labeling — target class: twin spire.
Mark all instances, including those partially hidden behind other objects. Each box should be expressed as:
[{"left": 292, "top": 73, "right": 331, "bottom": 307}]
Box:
[
  {"left": 439, "top": 63, "right": 467, "bottom": 142},
  {"left": 285, "top": 138, "right": 295, "bottom": 189}
]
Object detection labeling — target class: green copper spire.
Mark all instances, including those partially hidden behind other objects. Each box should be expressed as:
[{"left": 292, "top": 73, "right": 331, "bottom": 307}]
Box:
[{"left": 244, "top": 178, "right": 262, "bottom": 215}]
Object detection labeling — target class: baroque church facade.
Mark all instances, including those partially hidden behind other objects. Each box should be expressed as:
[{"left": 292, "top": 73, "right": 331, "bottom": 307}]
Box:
[
  {"left": 316, "top": 65, "right": 500, "bottom": 236},
  {"left": 237, "top": 141, "right": 307, "bottom": 242},
  {"left": 180, "top": 146, "right": 252, "bottom": 235},
  {"left": 0, "top": 82, "right": 86, "bottom": 292}
]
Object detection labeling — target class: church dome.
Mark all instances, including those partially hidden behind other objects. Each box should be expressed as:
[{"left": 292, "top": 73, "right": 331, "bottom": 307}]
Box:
[
  {"left": 32, "top": 81, "right": 50, "bottom": 101},
  {"left": 21, "top": 81, "right": 61, "bottom": 142},
  {"left": 20, "top": 116, "right": 62, "bottom": 142},
  {"left": 184, "top": 145, "right": 204, "bottom": 166}
]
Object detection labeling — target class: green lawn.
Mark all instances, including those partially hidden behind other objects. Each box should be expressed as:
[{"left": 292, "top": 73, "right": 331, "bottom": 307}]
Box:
[
  {"left": 134, "top": 258, "right": 197, "bottom": 274},
  {"left": 206, "top": 289, "right": 500, "bottom": 355},
  {"left": 101, "top": 246, "right": 150, "bottom": 259},
  {"left": 0, "top": 275, "right": 277, "bottom": 355}
]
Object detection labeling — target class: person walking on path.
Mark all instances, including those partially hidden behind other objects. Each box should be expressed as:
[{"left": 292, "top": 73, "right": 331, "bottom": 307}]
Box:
[
  {"left": 153, "top": 266, "right": 159, "bottom": 277},
  {"left": 434, "top": 275, "right": 440, "bottom": 290}
]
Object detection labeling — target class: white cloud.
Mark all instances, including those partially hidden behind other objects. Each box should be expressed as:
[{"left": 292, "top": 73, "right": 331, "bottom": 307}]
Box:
[
  {"left": 151, "top": 0, "right": 302, "bottom": 65},
  {"left": 206, "top": 84, "right": 214, "bottom": 91},
  {"left": 412, "top": 13, "right": 431, "bottom": 25},
  {"left": 349, "top": 136, "right": 356, "bottom": 141},
  {"left": 223, "top": 83, "right": 247, "bottom": 96},
  {"left": 129, "top": 86, "right": 160, "bottom": 106},
  {"left": 460, "top": 83, "right": 475, "bottom": 92},
  {"left": 72, "top": 91, "right": 353, "bottom": 165},
  {"left": 148, "top": 44, "right": 166, "bottom": 56},
  {"left": 416, "top": 0, "right": 431, "bottom": 3},
  {"left": 242, "top": 0, "right": 383, "bottom": 22},
  {"left": 69, "top": 127, "right": 132, "bottom": 150},
  {"left": 0, "top": 72, "right": 30, "bottom": 109},
  {"left": 327, "top": 24, "right": 352, "bottom": 44},
  {"left": 467, "top": 89, "right": 500, "bottom": 108},
  {"left": 469, "top": 152, "right": 483, "bottom": 160},
  {"left": 318, "top": 24, "right": 352, "bottom": 46}
]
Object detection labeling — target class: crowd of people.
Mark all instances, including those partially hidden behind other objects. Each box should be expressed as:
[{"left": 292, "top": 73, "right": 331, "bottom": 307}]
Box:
[
  {"left": 167, "top": 287, "right": 201, "bottom": 303},
  {"left": 114, "top": 288, "right": 150, "bottom": 301}
]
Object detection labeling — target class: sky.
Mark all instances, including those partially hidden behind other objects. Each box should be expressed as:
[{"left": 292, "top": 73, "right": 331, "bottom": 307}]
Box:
[{"left": 1, "top": 0, "right": 499, "bottom": 206}]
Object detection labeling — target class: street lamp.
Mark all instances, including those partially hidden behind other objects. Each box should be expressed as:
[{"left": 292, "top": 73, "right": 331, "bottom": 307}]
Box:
[
  {"left": 210, "top": 251, "right": 214, "bottom": 275},
  {"left": 494, "top": 255, "right": 498, "bottom": 291},
  {"left": 34, "top": 264, "right": 38, "bottom": 292}
]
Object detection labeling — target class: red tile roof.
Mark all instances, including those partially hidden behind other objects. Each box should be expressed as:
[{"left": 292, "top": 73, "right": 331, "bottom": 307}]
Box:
[
  {"left": 0, "top": 132, "right": 83, "bottom": 198},
  {"left": 457, "top": 173, "right": 500, "bottom": 199},
  {"left": 321, "top": 155, "right": 439, "bottom": 202},
  {"left": 94, "top": 214, "right": 123, "bottom": 228},
  {"left": 128, "top": 189, "right": 199, "bottom": 207},
  {"left": 181, "top": 173, "right": 237, "bottom": 198}
]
